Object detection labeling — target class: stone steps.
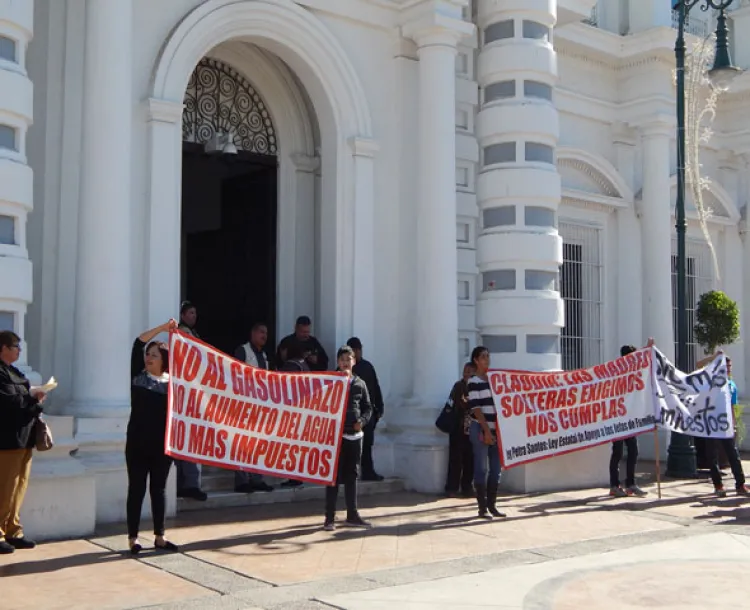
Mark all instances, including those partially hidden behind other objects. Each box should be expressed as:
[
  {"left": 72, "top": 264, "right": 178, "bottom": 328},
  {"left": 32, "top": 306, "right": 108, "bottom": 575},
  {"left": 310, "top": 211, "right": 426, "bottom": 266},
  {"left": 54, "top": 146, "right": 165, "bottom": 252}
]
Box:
[{"left": 177, "top": 474, "right": 404, "bottom": 512}]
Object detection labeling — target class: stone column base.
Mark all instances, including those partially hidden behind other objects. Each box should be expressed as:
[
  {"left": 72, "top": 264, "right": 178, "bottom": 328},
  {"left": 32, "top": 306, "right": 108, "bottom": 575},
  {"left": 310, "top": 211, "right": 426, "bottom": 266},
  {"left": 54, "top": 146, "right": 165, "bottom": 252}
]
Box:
[
  {"left": 73, "top": 416, "right": 176, "bottom": 526},
  {"left": 19, "top": 416, "right": 97, "bottom": 540}
]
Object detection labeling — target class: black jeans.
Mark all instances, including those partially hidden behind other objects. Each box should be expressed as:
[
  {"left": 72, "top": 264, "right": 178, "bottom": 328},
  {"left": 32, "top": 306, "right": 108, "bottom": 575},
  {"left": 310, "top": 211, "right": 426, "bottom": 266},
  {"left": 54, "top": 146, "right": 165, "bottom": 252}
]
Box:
[
  {"left": 361, "top": 416, "right": 378, "bottom": 477},
  {"left": 445, "top": 429, "right": 474, "bottom": 493},
  {"left": 709, "top": 438, "right": 745, "bottom": 488},
  {"left": 609, "top": 437, "right": 638, "bottom": 488},
  {"left": 126, "top": 450, "right": 173, "bottom": 538},
  {"left": 325, "top": 437, "right": 362, "bottom": 522}
]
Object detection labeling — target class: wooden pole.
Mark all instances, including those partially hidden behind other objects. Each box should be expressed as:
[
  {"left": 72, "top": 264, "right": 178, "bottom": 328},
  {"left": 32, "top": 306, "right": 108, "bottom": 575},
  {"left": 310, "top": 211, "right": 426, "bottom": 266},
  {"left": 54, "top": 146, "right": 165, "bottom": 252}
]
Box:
[{"left": 654, "top": 427, "right": 662, "bottom": 499}]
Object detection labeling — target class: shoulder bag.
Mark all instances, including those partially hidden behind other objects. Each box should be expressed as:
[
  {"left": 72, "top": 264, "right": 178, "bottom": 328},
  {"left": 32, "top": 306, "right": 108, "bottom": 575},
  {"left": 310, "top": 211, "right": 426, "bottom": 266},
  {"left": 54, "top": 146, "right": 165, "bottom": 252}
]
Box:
[{"left": 34, "top": 416, "right": 54, "bottom": 452}]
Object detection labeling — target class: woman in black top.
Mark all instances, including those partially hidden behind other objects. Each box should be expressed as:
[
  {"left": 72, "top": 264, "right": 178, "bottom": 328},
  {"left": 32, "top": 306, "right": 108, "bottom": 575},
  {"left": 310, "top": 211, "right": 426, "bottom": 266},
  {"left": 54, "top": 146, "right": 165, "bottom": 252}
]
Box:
[{"left": 126, "top": 319, "right": 178, "bottom": 554}]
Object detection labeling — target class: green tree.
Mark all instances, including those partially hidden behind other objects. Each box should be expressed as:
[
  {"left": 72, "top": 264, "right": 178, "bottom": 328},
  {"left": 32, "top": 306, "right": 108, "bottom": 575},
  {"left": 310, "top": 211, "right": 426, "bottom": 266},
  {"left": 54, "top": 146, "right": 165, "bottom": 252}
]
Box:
[{"left": 693, "top": 290, "right": 740, "bottom": 355}]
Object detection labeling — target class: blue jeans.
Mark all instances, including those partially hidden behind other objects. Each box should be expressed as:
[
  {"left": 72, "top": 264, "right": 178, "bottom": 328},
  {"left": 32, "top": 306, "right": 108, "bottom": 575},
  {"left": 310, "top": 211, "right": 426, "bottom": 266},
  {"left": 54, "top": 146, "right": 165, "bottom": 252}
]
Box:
[{"left": 469, "top": 421, "right": 501, "bottom": 486}]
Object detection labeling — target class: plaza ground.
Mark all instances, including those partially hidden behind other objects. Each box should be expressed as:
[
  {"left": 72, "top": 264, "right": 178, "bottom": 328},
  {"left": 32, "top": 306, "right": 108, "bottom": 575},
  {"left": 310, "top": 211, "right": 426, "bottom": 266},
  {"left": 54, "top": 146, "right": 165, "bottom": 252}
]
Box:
[{"left": 3, "top": 460, "right": 750, "bottom": 610}]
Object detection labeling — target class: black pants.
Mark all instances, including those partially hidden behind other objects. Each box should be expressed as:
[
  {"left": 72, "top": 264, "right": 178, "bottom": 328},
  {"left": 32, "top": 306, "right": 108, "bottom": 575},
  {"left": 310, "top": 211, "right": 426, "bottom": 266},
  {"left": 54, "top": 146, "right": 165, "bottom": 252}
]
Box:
[
  {"left": 445, "top": 429, "right": 474, "bottom": 493},
  {"left": 609, "top": 437, "right": 638, "bottom": 488},
  {"left": 709, "top": 438, "right": 745, "bottom": 488},
  {"left": 325, "top": 438, "right": 362, "bottom": 522},
  {"left": 361, "top": 416, "right": 378, "bottom": 477},
  {"left": 126, "top": 450, "right": 173, "bottom": 538}
]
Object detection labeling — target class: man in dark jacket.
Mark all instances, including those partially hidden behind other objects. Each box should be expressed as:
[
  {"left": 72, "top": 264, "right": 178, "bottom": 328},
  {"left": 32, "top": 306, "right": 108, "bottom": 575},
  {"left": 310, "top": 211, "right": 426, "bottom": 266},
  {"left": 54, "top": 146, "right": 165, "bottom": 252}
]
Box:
[
  {"left": 324, "top": 345, "right": 373, "bottom": 531},
  {"left": 347, "top": 337, "right": 384, "bottom": 481},
  {"left": 276, "top": 316, "right": 329, "bottom": 371},
  {"left": 0, "top": 331, "right": 46, "bottom": 554}
]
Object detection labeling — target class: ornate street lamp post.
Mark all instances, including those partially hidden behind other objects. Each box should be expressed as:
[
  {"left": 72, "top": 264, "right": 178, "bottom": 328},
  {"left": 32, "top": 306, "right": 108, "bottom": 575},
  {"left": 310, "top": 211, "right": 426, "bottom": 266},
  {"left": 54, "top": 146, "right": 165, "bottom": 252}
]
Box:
[{"left": 667, "top": 0, "right": 742, "bottom": 478}]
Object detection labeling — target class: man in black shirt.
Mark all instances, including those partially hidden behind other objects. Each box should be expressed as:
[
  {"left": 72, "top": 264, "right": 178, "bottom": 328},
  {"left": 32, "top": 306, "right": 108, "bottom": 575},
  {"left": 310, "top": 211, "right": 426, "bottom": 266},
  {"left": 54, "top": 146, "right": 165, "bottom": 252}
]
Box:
[
  {"left": 276, "top": 316, "right": 329, "bottom": 371},
  {"left": 347, "top": 337, "right": 384, "bottom": 481}
]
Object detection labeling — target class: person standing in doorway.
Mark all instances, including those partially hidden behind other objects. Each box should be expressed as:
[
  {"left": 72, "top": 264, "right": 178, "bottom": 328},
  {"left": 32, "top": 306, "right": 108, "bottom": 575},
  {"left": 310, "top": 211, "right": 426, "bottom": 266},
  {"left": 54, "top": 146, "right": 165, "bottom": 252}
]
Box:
[
  {"left": 467, "top": 346, "right": 505, "bottom": 519},
  {"left": 609, "top": 341, "right": 653, "bottom": 498},
  {"left": 0, "top": 331, "right": 46, "bottom": 554},
  {"left": 323, "top": 345, "right": 373, "bottom": 531},
  {"left": 347, "top": 337, "right": 385, "bottom": 481},
  {"left": 276, "top": 316, "right": 329, "bottom": 371},
  {"left": 175, "top": 300, "right": 207, "bottom": 501},
  {"left": 178, "top": 300, "right": 200, "bottom": 338},
  {"left": 444, "top": 362, "right": 475, "bottom": 498},
  {"left": 232, "top": 323, "right": 274, "bottom": 493},
  {"left": 709, "top": 356, "right": 750, "bottom": 497}
]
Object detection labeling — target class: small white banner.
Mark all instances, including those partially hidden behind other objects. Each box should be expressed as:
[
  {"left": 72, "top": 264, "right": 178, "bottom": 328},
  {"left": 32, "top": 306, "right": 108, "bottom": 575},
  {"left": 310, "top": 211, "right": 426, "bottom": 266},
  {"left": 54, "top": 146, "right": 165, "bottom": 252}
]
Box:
[{"left": 652, "top": 349, "right": 734, "bottom": 439}]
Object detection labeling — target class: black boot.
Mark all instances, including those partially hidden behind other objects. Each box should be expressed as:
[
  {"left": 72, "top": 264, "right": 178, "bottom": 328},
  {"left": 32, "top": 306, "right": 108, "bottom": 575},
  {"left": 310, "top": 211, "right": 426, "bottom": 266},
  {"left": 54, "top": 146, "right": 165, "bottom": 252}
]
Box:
[
  {"left": 475, "top": 484, "right": 491, "bottom": 519},
  {"left": 487, "top": 482, "right": 506, "bottom": 518}
]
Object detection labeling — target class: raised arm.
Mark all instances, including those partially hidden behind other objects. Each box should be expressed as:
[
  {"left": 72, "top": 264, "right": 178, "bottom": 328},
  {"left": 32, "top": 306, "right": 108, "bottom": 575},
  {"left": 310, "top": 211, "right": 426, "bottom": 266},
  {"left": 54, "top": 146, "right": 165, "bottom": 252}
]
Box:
[{"left": 132, "top": 320, "right": 176, "bottom": 378}]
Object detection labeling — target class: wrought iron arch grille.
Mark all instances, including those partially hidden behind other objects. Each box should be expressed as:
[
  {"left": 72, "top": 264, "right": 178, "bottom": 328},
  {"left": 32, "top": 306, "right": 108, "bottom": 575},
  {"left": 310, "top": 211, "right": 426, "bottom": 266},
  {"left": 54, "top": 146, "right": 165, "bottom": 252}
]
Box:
[{"left": 182, "top": 57, "right": 278, "bottom": 155}]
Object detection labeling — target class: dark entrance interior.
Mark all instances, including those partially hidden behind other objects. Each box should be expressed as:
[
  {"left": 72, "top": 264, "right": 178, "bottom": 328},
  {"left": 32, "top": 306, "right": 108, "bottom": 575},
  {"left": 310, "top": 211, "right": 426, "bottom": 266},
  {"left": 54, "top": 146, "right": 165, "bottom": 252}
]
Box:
[{"left": 181, "top": 143, "right": 277, "bottom": 356}]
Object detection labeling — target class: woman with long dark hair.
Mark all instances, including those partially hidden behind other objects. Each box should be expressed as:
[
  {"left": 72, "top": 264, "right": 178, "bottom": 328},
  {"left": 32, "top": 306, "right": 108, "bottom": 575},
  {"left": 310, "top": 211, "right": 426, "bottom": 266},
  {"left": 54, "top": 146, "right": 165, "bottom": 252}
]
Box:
[
  {"left": 126, "top": 320, "right": 179, "bottom": 554},
  {"left": 467, "top": 346, "right": 505, "bottom": 519}
]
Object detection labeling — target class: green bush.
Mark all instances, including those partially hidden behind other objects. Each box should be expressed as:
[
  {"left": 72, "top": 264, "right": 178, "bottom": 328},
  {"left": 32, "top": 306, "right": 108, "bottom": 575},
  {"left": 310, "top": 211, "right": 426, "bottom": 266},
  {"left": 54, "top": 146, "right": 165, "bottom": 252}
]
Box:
[{"left": 694, "top": 290, "right": 740, "bottom": 355}]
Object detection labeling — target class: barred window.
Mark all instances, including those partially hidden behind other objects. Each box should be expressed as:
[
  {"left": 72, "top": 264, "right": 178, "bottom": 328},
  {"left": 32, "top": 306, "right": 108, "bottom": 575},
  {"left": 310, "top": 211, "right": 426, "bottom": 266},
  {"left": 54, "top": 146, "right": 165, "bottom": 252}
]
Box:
[{"left": 560, "top": 222, "right": 602, "bottom": 370}]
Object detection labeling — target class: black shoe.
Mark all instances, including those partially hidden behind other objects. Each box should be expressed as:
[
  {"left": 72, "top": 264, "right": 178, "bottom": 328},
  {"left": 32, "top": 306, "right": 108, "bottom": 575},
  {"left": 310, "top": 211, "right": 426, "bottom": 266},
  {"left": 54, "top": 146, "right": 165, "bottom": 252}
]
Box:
[
  {"left": 0, "top": 541, "right": 15, "bottom": 554},
  {"left": 281, "top": 479, "right": 303, "bottom": 488},
  {"left": 487, "top": 484, "right": 506, "bottom": 518},
  {"left": 7, "top": 536, "right": 36, "bottom": 549},
  {"left": 178, "top": 487, "right": 208, "bottom": 501},
  {"left": 475, "top": 484, "right": 491, "bottom": 519},
  {"left": 362, "top": 473, "right": 385, "bottom": 482},
  {"left": 234, "top": 484, "right": 255, "bottom": 494},
  {"left": 129, "top": 542, "right": 142, "bottom": 555},
  {"left": 252, "top": 482, "right": 274, "bottom": 492},
  {"left": 154, "top": 539, "right": 179, "bottom": 552},
  {"left": 345, "top": 515, "right": 373, "bottom": 528}
]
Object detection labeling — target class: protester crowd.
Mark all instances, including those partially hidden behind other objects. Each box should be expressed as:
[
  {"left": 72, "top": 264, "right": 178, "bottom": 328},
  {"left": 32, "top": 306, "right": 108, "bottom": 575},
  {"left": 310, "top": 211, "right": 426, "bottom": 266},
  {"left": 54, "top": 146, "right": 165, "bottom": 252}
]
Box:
[{"left": 0, "top": 304, "right": 745, "bottom": 555}]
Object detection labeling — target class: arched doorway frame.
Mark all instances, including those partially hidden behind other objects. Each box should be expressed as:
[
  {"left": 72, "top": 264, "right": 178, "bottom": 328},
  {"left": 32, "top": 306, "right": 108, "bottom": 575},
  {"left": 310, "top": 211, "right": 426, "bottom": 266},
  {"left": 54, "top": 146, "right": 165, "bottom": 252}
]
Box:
[{"left": 145, "top": 0, "right": 376, "bottom": 351}]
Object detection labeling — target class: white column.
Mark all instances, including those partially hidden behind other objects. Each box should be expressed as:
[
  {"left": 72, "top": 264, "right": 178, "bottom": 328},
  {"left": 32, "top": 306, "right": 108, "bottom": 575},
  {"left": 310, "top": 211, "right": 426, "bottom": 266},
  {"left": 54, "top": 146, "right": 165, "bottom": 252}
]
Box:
[
  {"left": 639, "top": 118, "right": 675, "bottom": 360},
  {"left": 405, "top": 14, "right": 473, "bottom": 405},
  {"left": 731, "top": 4, "right": 750, "bottom": 69},
  {"left": 291, "top": 152, "right": 320, "bottom": 326},
  {"left": 475, "top": 0, "right": 563, "bottom": 372},
  {"left": 0, "top": 0, "right": 39, "bottom": 383},
  {"left": 146, "top": 99, "right": 183, "bottom": 329},
  {"left": 70, "top": 0, "right": 133, "bottom": 417},
  {"left": 349, "top": 137, "right": 378, "bottom": 353},
  {"left": 629, "top": 0, "right": 673, "bottom": 33}
]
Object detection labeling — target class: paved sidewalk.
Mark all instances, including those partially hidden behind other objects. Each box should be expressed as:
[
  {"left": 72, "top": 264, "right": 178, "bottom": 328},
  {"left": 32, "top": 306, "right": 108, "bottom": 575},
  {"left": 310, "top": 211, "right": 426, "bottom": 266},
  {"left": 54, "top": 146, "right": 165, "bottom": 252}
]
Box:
[{"left": 3, "top": 462, "right": 750, "bottom": 609}]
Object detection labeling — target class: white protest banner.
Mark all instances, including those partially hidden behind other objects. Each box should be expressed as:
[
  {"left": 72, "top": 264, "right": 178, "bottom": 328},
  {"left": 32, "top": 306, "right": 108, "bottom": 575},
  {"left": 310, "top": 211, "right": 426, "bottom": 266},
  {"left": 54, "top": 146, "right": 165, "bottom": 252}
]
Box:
[
  {"left": 165, "top": 330, "right": 350, "bottom": 485},
  {"left": 491, "top": 349, "right": 656, "bottom": 468},
  {"left": 651, "top": 349, "right": 734, "bottom": 439}
]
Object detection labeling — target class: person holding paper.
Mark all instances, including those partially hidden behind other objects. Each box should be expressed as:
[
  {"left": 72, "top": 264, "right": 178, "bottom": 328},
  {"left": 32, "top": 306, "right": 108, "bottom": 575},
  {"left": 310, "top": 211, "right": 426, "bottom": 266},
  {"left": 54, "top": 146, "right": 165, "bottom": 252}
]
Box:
[
  {"left": 708, "top": 356, "right": 749, "bottom": 498},
  {"left": 609, "top": 342, "right": 651, "bottom": 498},
  {"left": 323, "top": 345, "right": 373, "bottom": 531},
  {"left": 126, "top": 320, "right": 180, "bottom": 555},
  {"left": 467, "top": 346, "right": 505, "bottom": 519},
  {"left": 0, "top": 331, "right": 46, "bottom": 554}
]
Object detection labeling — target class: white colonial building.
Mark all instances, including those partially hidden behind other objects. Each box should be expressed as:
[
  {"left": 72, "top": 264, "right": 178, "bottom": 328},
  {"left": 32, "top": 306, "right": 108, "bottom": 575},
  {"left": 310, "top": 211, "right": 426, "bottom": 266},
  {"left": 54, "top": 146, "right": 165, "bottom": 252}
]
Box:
[{"left": 2, "top": 0, "right": 750, "bottom": 539}]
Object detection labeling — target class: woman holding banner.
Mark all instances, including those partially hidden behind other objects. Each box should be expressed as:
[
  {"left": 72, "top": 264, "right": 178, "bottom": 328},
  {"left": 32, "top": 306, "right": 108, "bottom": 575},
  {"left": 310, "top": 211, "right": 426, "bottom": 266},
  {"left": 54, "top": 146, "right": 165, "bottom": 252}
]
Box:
[
  {"left": 125, "top": 320, "right": 180, "bottom": 555},
  {"left": 467, "top": 346, "right": 505, "bottom": 519}
]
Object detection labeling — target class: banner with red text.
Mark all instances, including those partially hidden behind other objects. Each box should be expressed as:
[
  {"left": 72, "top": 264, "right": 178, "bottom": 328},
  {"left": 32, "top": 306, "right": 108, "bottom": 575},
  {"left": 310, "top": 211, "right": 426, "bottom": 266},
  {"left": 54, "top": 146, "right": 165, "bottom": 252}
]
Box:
[
  {"left": 492, "top": 349, "right": 656, "bottom": 468},
  {"left": 165, "top": 331, "right": 350, "bottom": 485}
]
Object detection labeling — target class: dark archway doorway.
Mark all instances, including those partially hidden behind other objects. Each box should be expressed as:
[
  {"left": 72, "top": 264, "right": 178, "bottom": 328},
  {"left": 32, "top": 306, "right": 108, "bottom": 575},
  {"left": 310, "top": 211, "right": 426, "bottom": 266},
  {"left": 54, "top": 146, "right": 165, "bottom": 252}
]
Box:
[{"left": 180, "top": 57, "right": 279, "bottom": 356}]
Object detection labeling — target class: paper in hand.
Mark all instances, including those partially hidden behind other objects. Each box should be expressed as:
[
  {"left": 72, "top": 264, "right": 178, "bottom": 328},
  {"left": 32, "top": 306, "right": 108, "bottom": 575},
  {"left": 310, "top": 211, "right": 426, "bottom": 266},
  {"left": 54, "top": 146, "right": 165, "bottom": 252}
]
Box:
[{"left": 31, "top": 376, "right": 58, "bottom": 394}]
